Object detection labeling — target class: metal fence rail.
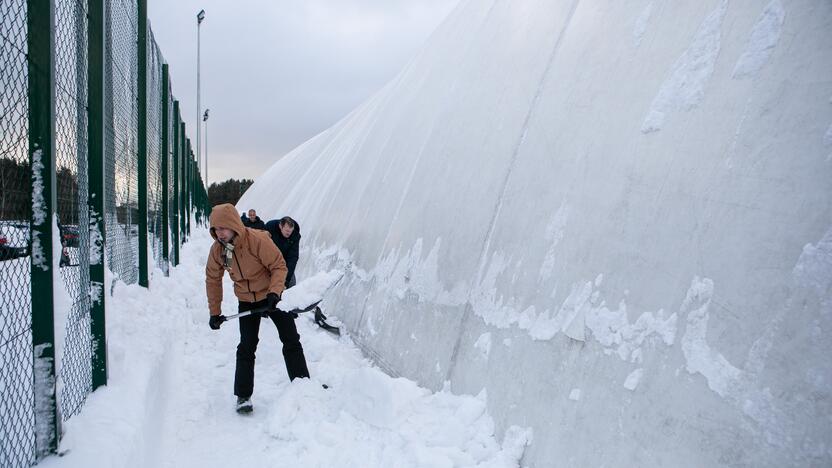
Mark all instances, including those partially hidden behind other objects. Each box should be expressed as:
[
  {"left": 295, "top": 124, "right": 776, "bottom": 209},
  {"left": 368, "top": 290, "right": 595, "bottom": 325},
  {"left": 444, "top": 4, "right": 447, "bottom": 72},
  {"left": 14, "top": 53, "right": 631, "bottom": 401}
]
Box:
[{"left": 0, "top": 0, "right": 209, "bottom": 465}]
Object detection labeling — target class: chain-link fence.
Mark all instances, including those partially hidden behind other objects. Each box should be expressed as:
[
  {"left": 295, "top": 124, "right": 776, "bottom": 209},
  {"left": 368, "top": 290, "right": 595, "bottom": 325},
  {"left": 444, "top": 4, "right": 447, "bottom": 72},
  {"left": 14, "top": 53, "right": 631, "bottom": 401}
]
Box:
[
  {"left": 0, "top": 1, "right": 36, "bottom": 465},
  {"left": 105, "top": 0, "right": 140, "bottom": 287},
  {"left": 54, "top": 0, "right": 93, "bottom": 422},
  {"left": 0, "top": 0, "right": 210, "bottom": 465},
  {"left": 147, "top": 32, "right": 166, "bottom": 275}
]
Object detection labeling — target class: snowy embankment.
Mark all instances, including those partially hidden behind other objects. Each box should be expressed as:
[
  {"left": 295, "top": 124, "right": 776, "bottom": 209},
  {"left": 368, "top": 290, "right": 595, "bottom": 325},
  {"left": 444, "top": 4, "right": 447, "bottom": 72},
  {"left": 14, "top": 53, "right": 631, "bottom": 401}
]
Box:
[
  {"left": 41, "top": 228, "right": 529, "bottom": 468},
  {"left": 238, "top": 0, "right": 832, "bottom": 466}
]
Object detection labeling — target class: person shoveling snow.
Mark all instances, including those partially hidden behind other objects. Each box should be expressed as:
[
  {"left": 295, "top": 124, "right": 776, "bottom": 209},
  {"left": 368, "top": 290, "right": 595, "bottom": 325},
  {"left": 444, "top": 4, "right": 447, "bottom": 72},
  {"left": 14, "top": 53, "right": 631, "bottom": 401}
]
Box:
[{"left": 206, "top": 203, "right": 316, "bottom": 414}]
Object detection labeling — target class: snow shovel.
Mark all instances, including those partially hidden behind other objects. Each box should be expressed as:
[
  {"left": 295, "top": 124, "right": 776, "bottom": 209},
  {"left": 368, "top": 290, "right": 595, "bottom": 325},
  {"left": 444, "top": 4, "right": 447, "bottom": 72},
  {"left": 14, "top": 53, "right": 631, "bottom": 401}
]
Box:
[
  {"left": 223, "top": 301, "right": 341, "bottom": 335},
  {"left": 313, "top": 307, "right": 341, "bottom": 336},
  {"left": 223, "top": 300, "right": 323, "bottom": 322}
]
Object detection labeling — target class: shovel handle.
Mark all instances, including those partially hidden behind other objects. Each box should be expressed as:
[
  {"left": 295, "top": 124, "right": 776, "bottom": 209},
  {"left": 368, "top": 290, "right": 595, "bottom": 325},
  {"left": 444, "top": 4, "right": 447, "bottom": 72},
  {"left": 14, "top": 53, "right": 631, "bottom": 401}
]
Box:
[{"left": 222, "top": 300, "right": 322, "bottom": 322}]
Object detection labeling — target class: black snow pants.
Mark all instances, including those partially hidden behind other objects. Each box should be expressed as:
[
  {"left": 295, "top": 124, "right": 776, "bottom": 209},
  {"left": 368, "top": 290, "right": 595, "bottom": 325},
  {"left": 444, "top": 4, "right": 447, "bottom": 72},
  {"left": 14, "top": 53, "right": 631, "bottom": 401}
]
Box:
[{"left": 234, "top": 298, "right": 310, "bottom": 398}]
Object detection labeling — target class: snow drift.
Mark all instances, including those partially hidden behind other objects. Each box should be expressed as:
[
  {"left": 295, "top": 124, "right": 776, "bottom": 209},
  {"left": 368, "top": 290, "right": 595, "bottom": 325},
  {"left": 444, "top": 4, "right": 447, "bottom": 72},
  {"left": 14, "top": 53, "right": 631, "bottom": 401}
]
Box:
[{"left": 241, "top": 1, "right": 832, "bottom": 466}]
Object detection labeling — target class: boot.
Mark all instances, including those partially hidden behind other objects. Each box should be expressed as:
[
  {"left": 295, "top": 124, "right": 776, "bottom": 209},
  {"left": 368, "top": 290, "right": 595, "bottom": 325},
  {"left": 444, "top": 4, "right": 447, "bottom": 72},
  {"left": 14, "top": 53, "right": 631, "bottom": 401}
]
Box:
[{"left": 236, "top": 396, "right": 253, "bottom": 414}]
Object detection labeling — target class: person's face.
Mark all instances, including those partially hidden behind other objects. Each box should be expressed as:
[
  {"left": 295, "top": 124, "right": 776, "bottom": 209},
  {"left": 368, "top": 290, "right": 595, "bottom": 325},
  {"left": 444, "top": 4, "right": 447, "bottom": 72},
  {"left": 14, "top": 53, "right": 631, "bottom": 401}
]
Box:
[
  {"left": 280, "top": 223, "right": 294, "bottom": 239},
  {"left": 248, "top": 210, "right": 256, "bottom": 219},
  {"left": 215, "top": 227, "right": 235, "bottom": 243}
]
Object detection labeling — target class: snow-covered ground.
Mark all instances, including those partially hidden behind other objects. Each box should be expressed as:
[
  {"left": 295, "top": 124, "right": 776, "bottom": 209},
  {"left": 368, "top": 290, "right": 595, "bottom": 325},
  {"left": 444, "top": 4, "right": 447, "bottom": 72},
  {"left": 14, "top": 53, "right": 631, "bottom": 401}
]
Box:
[{"left": 40, "top": 228, "right": 529, "bottom": 468}]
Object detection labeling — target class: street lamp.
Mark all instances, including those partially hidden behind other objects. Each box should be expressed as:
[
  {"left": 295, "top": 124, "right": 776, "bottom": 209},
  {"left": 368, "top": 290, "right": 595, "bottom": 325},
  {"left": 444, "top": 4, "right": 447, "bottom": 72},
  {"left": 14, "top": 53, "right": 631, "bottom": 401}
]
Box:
[
  {"left": 196, "top": 9, "right": 205, "bottom": 186},
  {"left": 203, "top": 108, "right": 210, "bottom": 188}
]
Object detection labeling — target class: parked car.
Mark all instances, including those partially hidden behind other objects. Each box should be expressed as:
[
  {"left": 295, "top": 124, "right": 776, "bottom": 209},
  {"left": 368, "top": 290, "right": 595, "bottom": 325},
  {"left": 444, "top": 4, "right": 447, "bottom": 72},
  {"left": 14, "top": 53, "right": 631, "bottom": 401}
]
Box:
[{"left": 61, "top": 224, "right": 80, "bottom": 248}]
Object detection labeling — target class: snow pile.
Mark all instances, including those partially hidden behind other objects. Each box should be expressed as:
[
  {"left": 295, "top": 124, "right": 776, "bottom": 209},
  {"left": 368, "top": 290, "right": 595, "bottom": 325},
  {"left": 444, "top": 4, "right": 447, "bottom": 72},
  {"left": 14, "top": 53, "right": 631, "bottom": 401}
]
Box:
[
  {"left": 265, "top": 371, "right": 529, "bottom": 467},
  {"left": 240, "top": 0, "right": 832, "bottom": 466},
  {"left": 41, "top": 228, "right": 528, "bottom": 468},
  {"left": 277, "top": 268, "right": 342, "bottom": 311}
]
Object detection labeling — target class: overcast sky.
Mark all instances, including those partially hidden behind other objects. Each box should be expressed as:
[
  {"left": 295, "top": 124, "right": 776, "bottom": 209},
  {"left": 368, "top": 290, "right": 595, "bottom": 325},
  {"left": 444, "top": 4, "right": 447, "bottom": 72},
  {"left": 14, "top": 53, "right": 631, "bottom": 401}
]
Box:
[{"left": 147, "top": 0, "right": 459, "bottom": 185}]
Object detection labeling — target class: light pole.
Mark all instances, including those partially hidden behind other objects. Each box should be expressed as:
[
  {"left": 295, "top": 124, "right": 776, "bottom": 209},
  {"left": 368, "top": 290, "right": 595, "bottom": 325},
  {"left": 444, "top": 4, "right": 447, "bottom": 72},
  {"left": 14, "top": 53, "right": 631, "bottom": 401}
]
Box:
[
  {"left": 196, "top": 9, "right": 205, "bottom": 186},
  {"left": 203, "top": 108, "right": 210, "bottom": 188}
]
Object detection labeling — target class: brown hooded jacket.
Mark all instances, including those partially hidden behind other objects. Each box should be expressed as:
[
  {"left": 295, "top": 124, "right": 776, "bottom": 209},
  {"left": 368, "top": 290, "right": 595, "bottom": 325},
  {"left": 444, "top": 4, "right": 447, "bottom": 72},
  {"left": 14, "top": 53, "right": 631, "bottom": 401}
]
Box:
[{"left": 205, "top": 203, "right": 287, "bottom": 315}]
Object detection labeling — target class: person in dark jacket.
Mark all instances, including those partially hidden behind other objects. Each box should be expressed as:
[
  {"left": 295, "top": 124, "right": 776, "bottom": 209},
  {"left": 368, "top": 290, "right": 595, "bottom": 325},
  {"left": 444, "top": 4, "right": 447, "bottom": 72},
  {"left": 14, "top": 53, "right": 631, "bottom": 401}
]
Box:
[
  {"left": 264, "top": 216, "right": 340, "bottom": 335},
  {"left": 265, "top": 216, "right": 300, "bottom": 288},
  {"left": 57, "top": 217, "right": 70, "bottom": 267},
  {"left": 240, "top": 209, "right": 265, "bottom": 230}
]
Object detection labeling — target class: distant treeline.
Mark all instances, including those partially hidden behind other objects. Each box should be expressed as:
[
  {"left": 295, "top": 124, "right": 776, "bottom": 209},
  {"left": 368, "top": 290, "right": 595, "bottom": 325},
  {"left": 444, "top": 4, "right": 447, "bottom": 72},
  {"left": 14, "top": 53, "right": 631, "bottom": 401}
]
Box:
[
  {"left": 1, "top": 157, "right": 79, "bottom": 223},
  {"left": 208, "top": 178, "right": 253, "bottom": 207}
]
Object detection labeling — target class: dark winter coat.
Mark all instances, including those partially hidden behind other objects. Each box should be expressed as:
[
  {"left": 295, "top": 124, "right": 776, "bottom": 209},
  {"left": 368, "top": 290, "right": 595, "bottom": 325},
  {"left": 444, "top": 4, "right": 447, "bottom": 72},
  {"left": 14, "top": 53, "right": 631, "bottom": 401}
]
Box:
[
  {"left": 206, "top": 204, "right": 287, "bottom": 315},
  {"left": 240, "top": 214, "right": 266, "bottom": 230},
  {"left": 265, "top": 217, "right": 301, "bottom": 288}
]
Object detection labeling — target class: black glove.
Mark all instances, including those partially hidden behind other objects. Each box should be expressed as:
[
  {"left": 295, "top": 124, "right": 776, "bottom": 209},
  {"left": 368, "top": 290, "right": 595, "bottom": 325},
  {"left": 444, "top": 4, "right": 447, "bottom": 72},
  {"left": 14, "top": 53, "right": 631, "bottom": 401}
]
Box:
[
  {"left": 266, "top": 292, "right": 281, "bottom": 315},
  {"left": 209, "top": 314, "right": 226, "bottom": 330}
]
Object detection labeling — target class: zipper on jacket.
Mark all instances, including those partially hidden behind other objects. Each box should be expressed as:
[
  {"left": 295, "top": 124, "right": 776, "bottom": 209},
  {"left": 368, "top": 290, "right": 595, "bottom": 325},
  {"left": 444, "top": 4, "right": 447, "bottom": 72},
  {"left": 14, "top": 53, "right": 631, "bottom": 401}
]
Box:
[{"left": 233, "top": 252, "right": 255, "bottom": 301}]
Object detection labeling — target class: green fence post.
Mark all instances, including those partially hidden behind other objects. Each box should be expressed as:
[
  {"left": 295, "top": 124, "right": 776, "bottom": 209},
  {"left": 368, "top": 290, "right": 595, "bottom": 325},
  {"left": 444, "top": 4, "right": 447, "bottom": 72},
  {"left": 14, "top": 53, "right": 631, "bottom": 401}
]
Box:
[
  {"left": 193, "top": 152, "right": 196, "bottom": 225},
  {"left": 190, "top": 143, "right": 194, "bottom": 225},
  {"left": 28, "top": 0, "right": 59, "bottom": 458},
  {"left": 180, "top": 120, "right": 186, "bottom": 241},
  {"left": 161, "top": 64, "right": 170, "bottom": 273},
  {"left": 183, "top": 123, "right": 186, "bottom": 238},
  {"left": 137, "top": 0, "right": 148, "bottom": 287},
  {"left": 183, "top": 139, "right": 188, "bottom": 239},
  {"left": 195, "top": 154, "right": 199, "bottom": 224},
  {"left": 186, "top": 141, "right": 192, "bottom": 236},
  {"left": 87, "top": 0, "right": 107, "bottom": 390},
  {"left": 196, "top": 170, "right": 201, "bottom": 223},
  {"left": 172, "top": 101, "right": 180, "bottom": 265},
  {"left": 183, "top": 138, "right": 188, "bottom": 239}
]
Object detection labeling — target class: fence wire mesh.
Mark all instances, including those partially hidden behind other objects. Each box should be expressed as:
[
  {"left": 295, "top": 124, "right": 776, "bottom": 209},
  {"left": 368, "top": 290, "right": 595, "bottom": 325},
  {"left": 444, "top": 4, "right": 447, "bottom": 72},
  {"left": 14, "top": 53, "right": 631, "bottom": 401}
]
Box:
[
  {"left": 167, "top": 85, "right": 176, "bottom": 264},
  {"left": 55, "top": 0, "right": 93, "bottom": 422},
  {"left": 0, "top": 0, "right": 209, "bottom": 465},
  {"left": 0, "top": 0, "right": 36, "bottom": 466},
  {"left": 147, "top": 33, "right": 165, "bottom": 274},
  {"left": 105, "top": 0, "right": 139, "bottom": 286}
]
